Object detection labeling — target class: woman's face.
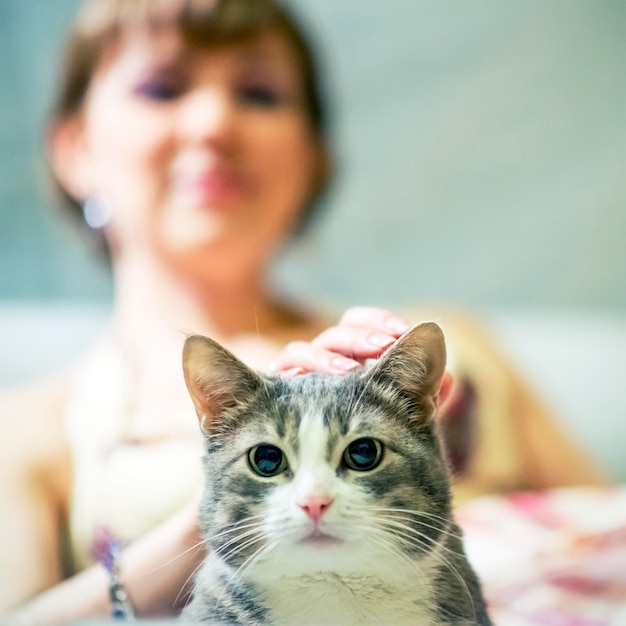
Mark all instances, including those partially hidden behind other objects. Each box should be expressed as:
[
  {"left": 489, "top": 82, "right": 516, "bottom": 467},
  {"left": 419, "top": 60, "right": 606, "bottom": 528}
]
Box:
[{"left": 60, "top": 27, "right": 322, "bottom": 283}]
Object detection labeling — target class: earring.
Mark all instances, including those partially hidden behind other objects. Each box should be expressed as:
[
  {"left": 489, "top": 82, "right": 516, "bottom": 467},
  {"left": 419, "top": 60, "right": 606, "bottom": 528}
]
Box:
[{"left": 82, "top": 195, "right": 113, "bottom": 229}]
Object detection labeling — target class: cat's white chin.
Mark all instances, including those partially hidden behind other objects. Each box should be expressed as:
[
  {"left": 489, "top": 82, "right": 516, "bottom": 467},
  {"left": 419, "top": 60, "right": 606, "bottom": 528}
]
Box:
[{"left": 254, "top": 536, "right": 396, "bottom": 582}]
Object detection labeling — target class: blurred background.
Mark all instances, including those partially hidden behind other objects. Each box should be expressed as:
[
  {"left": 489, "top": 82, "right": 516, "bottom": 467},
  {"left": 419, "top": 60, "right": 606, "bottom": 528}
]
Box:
[
  {"left": 1, "top": 1, "right": 625, "bottom": 473},
  {"left": 1, "top": 0, "right": 625, "bottom": 308}
]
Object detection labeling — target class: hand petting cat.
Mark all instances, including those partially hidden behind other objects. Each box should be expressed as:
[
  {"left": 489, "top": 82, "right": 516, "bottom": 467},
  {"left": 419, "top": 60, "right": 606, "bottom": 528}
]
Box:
[
  {"left": 272, "top": 307, "right": 411, "bottom": 376},
  {"left": 272, "top": 306, "right": 453, "bottom": 408}
]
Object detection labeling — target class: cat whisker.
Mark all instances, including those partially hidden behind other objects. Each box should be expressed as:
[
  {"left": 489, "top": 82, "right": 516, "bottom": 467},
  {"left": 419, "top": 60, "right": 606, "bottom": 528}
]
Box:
[
  {"left": 206, "top": 516, "right": 266, "bottom": 543},
  {"left": 373, "top": 506, "right": 449, "bottom": 521},
  {"left": 426, "top": 542, "right": 478, "bottom": 623},
  {"left": 210, "top": 539, "right": 278, "bottom": 615},
  {"left": 140, "top": 538, "right": 206, "bottom": 577},
  {"left": 235, "top": 536, "right": 278, "bottom": 581},
  {"left": 262, "top": 517, "right": 319, "bottom": 541},
  {"left": 371, "top": 517, "right": 468, "bottom": 572},
  {"left": 210, "top": 539, "right": 276, "bottom": 613},
  {"left": 208, "top": 547, "right": 262, "bottom": 606},
  {"left": 375, "top": 515, "right": 469, "bottom": 566},
  {"left": 211, "top": 536, "right": 271, "bottom": 614},
  {"left": 374, "top": 518, "right": 477, "bottom": 623},
  {"left": 349, "top": 522, "right": 431, "bottom": 584},
  {"left": 217, "top": 517, "right": 309, "bottom": 555},
  {"left": 371, "top": 508, "right": 462, "bottom": 539},
  {"left": 213, "top": 532, "right": 262, "bottom": 562},
  {"left": 137, "top": 538, "right": 207, "bottom": 612},
  {"left": 215, "top": 529, "right": 266, "bottom": 563},
  {"left": 375, "top": 507, "right": 455, "bottom": 526},
  {"left": 375, "top": 512, "right": 461, "bottom": 543},
  {"left": 175, "top": 553, "right": 209, "bottom": 611},
  {"left": 374, "top": 520, "right": 436, "bottom": 556}
]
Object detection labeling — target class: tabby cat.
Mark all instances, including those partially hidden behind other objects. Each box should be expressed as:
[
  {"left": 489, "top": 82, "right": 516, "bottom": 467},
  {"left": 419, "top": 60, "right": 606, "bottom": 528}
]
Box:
[{"left": 181, "top": 322, "right": 491, "bottom": 625}]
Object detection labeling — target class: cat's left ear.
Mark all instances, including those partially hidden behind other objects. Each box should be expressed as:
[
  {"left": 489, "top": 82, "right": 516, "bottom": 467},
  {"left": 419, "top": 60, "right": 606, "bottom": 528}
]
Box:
[
  {"left": 182, "top": 335, "right": 262, "bottom": 434},
  {"left": 364, "top": 322, "right": 447, "bottom": 420}
]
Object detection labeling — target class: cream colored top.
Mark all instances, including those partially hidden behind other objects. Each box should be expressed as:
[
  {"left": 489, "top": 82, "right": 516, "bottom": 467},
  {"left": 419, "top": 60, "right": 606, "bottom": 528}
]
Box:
[{"left": 64, "top": 338, "right": 204, "bottom": 569}]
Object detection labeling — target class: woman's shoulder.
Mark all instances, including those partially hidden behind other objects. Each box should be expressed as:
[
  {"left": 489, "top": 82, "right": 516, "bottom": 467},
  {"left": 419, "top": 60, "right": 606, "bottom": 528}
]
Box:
[
  {"left": 0, "top": 369, "right": 73, "bottom": 417},
  {"left": 0, "top": 370, "right": 74, "bottom": 468}
]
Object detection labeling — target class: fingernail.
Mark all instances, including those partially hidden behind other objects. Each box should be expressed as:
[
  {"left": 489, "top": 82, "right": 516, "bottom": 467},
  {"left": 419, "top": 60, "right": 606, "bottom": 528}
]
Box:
[
  {"left": 330, "top": 357, "right": 360, "bottom": 372},
  {"left": 367, "top": 333, "right": 395, "bottom": 348},
  {"left": 385, "top": 317, "right": 410, "bottom": 334},
  {"left": 280, "top": 367, "right": 306, "bottom": 378}
]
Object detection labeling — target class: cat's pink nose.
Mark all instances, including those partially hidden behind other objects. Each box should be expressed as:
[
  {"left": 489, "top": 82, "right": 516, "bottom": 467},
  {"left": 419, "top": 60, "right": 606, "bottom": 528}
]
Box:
[{"left": 298, "top": 495, "right": 334, "bottom": 522}]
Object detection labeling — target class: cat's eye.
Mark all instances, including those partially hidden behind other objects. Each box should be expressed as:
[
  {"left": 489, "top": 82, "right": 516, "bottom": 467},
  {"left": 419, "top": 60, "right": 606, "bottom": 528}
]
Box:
[
  {"left": 248, "top": 444, "right": 288, "bottom": 477},
  {"left": 343, "top": 438, "right": 383, "bottom": 472}
]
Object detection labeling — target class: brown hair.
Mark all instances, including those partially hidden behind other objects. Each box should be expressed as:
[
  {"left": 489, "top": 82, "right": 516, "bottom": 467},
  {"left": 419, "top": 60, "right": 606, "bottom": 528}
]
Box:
[{"left": 49, "top": 0, "right": 330, "bottom": 253}]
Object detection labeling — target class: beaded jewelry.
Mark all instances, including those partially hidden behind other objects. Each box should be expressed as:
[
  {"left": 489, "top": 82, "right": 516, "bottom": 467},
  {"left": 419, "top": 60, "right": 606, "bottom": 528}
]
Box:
[{"left": 93, "top": 527, "right": 136, "bottom": 621}]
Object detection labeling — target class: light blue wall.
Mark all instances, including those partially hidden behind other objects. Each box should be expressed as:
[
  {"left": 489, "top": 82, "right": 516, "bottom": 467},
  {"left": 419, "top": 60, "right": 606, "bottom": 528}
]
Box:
[{"left": 1, "top": 0, "right": 625, "bottom": 310}]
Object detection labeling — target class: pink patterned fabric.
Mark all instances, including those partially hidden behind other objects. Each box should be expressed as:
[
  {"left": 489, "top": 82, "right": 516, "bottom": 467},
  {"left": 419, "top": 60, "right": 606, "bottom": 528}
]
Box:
[{"left": 457, "top": 486, "right": 626, "bottom": 626}]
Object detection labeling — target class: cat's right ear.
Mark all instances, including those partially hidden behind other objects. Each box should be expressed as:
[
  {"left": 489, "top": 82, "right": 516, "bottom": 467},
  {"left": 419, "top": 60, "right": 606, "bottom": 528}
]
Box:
[
  {"left": 182, "top": 335, "right": 261, "bottom": 434},
  {"left": 364, "top": 322, "right": 447, "bottom": 421}
]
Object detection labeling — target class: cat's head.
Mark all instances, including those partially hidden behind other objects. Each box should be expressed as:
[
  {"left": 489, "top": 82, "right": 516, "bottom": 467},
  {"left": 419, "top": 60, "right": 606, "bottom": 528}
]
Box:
[{"left": 183, "top": 323, "right": 452, "bottom": 582}]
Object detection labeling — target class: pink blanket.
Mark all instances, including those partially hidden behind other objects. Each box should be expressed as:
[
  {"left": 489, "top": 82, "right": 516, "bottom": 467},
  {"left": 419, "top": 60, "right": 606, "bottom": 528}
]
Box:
[{"left": 458, "top": 486, "right": 626, "bottom": 625}]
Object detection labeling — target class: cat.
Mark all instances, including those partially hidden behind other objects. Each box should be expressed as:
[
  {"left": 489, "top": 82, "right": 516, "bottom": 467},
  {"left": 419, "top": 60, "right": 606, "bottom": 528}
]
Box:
[{"left": 181, "top": 322, "right": 492, "bottom": 625}]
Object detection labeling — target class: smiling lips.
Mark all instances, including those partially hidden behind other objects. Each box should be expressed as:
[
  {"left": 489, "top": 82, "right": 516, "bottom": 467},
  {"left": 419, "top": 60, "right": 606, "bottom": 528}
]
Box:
[{"left": 173, "top": 168, "right": 248, "bottom": 208}]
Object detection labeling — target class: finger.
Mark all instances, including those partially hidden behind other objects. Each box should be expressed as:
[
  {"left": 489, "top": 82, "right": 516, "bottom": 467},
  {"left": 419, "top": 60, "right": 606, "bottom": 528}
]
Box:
[
  {"left": 438, "top": 372, "right": 454, "bottom": 407},
  {"left": 279, "top": 367, "right": 306, "bottom": 378},
  {"left": 311, "top": 326, "right": 398, "bottom": 360},
  {"left": 339, "top": 307, "right": 411, "bottom": 336},
  {"left": 273, "top": 341, "right": 361, "bottom": 375}
]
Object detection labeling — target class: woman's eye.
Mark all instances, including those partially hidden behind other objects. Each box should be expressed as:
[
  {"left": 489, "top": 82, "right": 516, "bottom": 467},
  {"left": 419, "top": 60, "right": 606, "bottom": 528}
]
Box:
[
  {"left": 248, "top": 444, "right": 288, "bottom": 477},
  {"left": 239, "top": 84, "right": 281, "bottom": 108},
  {"left": 134, "top": 79, "right": 184, "bottom": 102},
  {"left": 343, "top": 438, "right": 383, "bottom": 472}
]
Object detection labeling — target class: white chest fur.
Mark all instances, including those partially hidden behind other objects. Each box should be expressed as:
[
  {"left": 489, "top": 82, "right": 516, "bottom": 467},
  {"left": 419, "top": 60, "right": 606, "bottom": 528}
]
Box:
[
  {"left": 257, "top": 570, "right": 437, "bottom": 626},
  {"left": 194, "top": 549, "right": 442, "bottom": 624}
]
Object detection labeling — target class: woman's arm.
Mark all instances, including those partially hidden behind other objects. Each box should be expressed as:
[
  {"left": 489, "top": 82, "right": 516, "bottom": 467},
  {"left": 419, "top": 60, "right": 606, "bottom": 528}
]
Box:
[
  {"left": 5, "top": 502, "right": 204, "bottom": 625},
  {"left": 511, "top": 362, "right": 609, "bottom": 490},
  {"left": 0, "top": 381, "right": 71, "bottom": 614},
  {"left": 1, "top": 378, "right": 205, "bottom": 624},
  {"left": 435, "top": 311, "right": 609, "bottom": 498}
]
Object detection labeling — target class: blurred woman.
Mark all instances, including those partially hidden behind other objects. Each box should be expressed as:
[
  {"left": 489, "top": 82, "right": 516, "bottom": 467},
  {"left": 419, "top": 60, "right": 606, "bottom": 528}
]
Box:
[{"left": 0, "top": 0, "right": 604, "bottom": 623}]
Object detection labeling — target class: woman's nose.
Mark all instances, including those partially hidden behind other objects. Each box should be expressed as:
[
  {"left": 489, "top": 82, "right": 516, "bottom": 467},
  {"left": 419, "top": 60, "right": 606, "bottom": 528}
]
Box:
[{"left": 177, "top": 88, "right": 237, "bottom": 148}]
